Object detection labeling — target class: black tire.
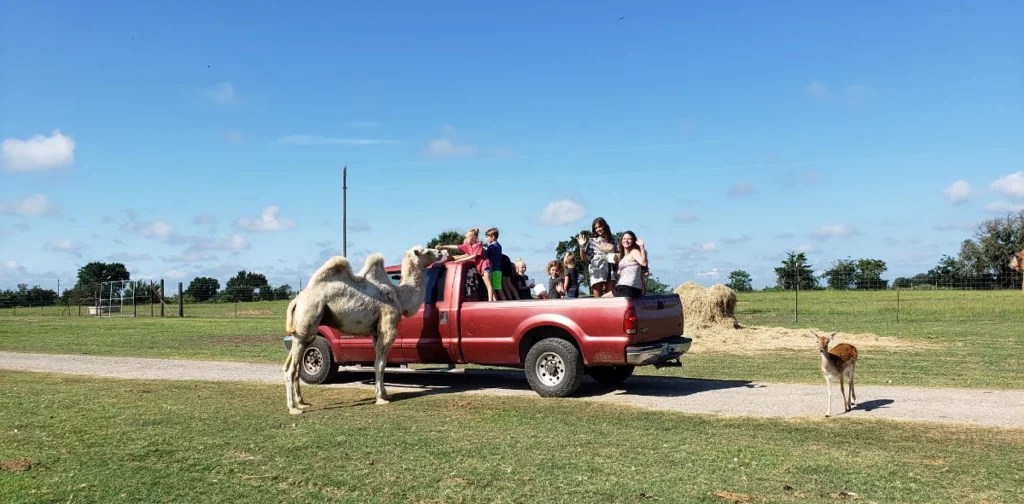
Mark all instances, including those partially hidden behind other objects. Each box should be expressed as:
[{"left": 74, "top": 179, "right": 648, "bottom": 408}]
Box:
[
  {"left": 524, "top": 338, "right": 583, "bottom": 397},
  {"left": 587, "top": 365, "right": 635, "bottom": 386},
  {"left": 298, "top": 335, "right": 338, "bottom": 384}
]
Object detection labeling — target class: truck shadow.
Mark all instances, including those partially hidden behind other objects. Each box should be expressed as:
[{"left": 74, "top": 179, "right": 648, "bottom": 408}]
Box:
[{"left": 330, "top": 367, "right": 756, "bottom": 402}]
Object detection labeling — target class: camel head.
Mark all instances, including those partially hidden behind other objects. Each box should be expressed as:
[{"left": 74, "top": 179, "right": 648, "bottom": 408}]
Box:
[
  {"left": 403, "top": 245, "right": 444, "bottom": 271},
  {"left": 1012, "top": 250, "right": 1024, "bottom": 272}
]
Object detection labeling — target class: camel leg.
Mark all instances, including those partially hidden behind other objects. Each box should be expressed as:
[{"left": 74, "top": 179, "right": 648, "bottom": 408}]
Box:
[
  {"left": 824, "top": 376, "right": 833, "bottom": 417},
  {"left": 294, "top": 369, "right": 310, "bottom": 409},
  {"left": 283, "top": 339, "right": 306, "bottom": 415},
  {"left": 373, "top": 312, "right": 400, "bottom": 405}
]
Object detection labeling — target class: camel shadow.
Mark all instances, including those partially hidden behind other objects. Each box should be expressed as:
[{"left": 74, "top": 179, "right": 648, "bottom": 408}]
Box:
[
  {"left": 325, "top": 367, "right": 755, "bottom": 402},
  {"left": 851, "top": 399, "right": 894, "bottom": 412}
]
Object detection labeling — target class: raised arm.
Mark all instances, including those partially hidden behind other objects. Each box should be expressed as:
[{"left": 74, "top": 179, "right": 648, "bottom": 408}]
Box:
[
  {"left": 633, "top": 239, "right": 648, "bottom": 267},
  {"left": 576, "top": 233, "right": 589, "bottom": 262}
]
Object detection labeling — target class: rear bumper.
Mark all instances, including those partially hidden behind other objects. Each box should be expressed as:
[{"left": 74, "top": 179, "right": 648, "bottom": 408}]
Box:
[{"left": 626, "top": 336, "right": 692, "bottom": 366}]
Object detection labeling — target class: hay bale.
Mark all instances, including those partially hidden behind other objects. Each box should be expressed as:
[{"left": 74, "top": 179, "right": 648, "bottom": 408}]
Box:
[{"left": 673, "top": 281, "right": 738, "bottom": 334}]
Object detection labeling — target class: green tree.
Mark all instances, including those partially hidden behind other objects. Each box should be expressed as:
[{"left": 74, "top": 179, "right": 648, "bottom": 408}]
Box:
[
  {"left": 186, "top": 277, "right": 220, "bottom": 302},
  {"left": 645, "top": 274, "right": 671, "bottom": 294},
  {"left": 427, "top": 230, "right": 465, "bottom": 250},
  {"left": 822, "top": 258, "right": 856, "bottom": 290},
  {"left": 774, "top": 252, "right": 817, "bottom": 290},
  {"left": 956, "top": 210, "right": 1024, "bottom": 289},
  {"left": 74, "top": 262, "right": 130, "bottom": 294},
  {"left": 225, "top": 270, "right": 269, "bottom": 302},
  {"left": 273, "top": 284, "right": 294, "bottom": 300},
  {"left": 854, "top": 258, "right": 888, "bottom": 289},
  {"left": 726, "top": 270, "right": 753, "bottom": 292}
]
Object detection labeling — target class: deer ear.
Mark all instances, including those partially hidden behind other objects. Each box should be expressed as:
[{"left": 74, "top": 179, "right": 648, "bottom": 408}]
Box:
[
  {"left": 808, "top": 331, "right": 817, "bottom": 338},
  {"left": 828, "top": 333, "right": 836, "bottom": 341}
]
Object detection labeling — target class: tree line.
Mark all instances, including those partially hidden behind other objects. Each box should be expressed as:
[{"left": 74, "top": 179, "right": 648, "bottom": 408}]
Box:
[{"left": 725, "top": 210, "right": 1024, "bottom": 291}]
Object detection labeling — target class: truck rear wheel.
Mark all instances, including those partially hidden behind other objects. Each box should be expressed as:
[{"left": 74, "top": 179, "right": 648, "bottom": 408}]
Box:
[
  {"left": 524, "top": 338, "right": 583, "bottom": 397},
  {"left": 587, "top": 365, "right": 635, "bottom": 385},
  {"left": 299, "top": 335, "right": 339, "bottom": 384}
]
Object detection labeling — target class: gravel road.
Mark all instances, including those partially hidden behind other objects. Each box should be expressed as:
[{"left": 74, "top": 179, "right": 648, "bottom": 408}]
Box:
[{"left": 2, "top": 351, "right": 1022, "bottom": 427}]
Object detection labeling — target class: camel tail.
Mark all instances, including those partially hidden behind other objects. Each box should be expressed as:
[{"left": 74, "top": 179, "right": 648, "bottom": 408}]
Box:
[{"left": 285, "top": 297, "right": 299, "bottom": 335}]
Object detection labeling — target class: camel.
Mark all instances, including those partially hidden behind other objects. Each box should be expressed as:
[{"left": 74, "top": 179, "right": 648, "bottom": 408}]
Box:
[
  {"left": 1012, "top": 248, "right": 1024, "bottom": 293},
  {"left": 283, "top": 245, "right": 444, "bottom": 414}
]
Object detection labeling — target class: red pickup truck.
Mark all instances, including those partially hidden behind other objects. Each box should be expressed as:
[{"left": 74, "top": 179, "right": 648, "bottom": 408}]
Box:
[{"left": 286, "top": 259, "right": 690, "bottom": 397}]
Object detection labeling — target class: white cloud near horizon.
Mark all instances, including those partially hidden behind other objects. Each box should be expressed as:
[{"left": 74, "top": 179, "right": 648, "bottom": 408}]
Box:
[
  {"left": 426, "top": 125, "right": 477, "bottom": 157},
  {"left": 990, "top": 171, "right": 1024, "bottom": 199},
  {"left": 274, "top": 135, "right": 399, "bottom": 146},
  {"left": 943, "top": 180, "right": 975, "bottom": 204},
  {"left": 120, "top": 219, "right": 176, "bottom": 240},
  {"left": 984, "top": 201, "right": 1024, "bottom": 213},
  {"left": 235, "top": 206, "right": 296, "bottom": 232},
  {"left": 727, "top": 182, "right": 755, "bottom": 198},
  {"left": 1, "top": 130, "right": 75, "bottom": 172},
  {"left": 46, "top": 239, "right": 86, "bottom": 257},
  {"left": 538, "top": 199, "right": 587, "bottom": 226},
  {"left": 0, "top": 194, "right": 60, "bottom": 217},
  {"left": 811, "top": 224, "right": 856, "bottom": 239}
]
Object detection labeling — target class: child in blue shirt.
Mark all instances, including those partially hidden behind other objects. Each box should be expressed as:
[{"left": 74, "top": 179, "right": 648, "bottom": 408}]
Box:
[{"left": 484, "top": 227, "right": 504, "bottom": 301}]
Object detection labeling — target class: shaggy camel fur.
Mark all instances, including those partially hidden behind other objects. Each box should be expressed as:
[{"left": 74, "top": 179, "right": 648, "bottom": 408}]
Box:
[
  {"left": 283, "top": 245, "right": 443, "bottom": 414},
  {"left": 1012, "top": 249, "right": 1024, "bottom": 293}
]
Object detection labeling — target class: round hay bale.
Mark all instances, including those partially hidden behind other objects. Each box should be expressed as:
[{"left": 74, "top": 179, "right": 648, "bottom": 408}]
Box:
[{"left": 673, "top": 281, "right": 738, "bottom": 334}]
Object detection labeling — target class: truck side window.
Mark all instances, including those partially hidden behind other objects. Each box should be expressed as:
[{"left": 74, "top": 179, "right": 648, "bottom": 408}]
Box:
[
  {"left": 423, "top": 267, "right": 445, "bottom": 304},
  {"left": 389, "top": 274, "right": 401, "bottom": 286},
  {"left": 463, "top": 269, "right": 487, "bottom": 302}
]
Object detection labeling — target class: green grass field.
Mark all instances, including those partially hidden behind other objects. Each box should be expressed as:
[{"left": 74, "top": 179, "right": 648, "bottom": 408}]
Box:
[
  {"left": 1, "top": 290, "right": 1021, "bottom": 388},
  {"left": 1, "top": 371, "right": 1021, "bottom": 504}
]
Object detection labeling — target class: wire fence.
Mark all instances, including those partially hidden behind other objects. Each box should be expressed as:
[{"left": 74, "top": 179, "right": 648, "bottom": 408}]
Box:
[{"left": 1, "top": 272, "right": 1021, "bottom": 324}]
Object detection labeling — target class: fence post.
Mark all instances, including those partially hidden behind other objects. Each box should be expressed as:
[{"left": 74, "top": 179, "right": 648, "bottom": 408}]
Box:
[
  {"left": 896, "top": 284, "right": 900, "bottom": 323},
  {"left": 133, "top": 281, "right": 137, "bottom": 317},
  {"left": 178, "top": 282, "right": 183, "bottom": 317},
  {"left": 160, "top": 279, "right": 165, "bottom": 317},
  {"left": 794, "top": 276, "right": 799, "bottom": 323}
]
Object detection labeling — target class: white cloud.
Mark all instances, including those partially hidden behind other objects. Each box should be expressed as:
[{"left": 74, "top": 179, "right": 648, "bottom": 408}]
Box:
[
  {"left": 193, "top": 212, "right": 217, "bottom": 227},
  {"left": 106, "top": 253, "right": 153, "bottom": 262},
  {"left": 691, "top": 242, "right": 718, "bottom": 253},
  {"left": 538, "top": 199, "right": 587, "bottom": 226},
  {"left": 722, "top": 234, "right": 752, "bottom": 245},
  {"left": 0, "top": 194, "right": 60, "bottom": 216},
  {"left": 811, "top": 224, "right": 856, "bottom": 239},
  {"left": 990, "top": 171, "right": 1024, "bottom": 199},
  {"left": 274, "top": 135, "right": 399, "bottom": 146},
  {"left": 205, "top": 82, "right": 238, "bottom": 105},
  {"left": 697, "top": 268, "right": 721, "bottom": 279},
  {"left": 196, "top": 233, "right": 250, "bottom": 251},
  {"left": 1, "top": 130, "right": 75, "bottom": 172},
  {"left": 235, "top": 206, "right": 296, "bottom": 232},
  {"left": 121, "top": 220, "right": 176, "bottom": 240},
  {"left": 795, "top": 243, "right": 817, "bottom": 253},
  {"left": 727, "top": 182, "right": 755, "bottom": 198},
  {"left": 426, "top": 125, "right": 477, "bottom": 157},
  {"left": 2, "top": 260, "right": 23, "bottom": 272},
  {"left": 942, "top": 180, "right": 975, "bottom": 204},
  {"left": 163, "top": 269, "right": 189, "bottom": 281},
  {"left": 984, "top": 201, "right": 1024, "bottom": 213},
  {"left": 807, "top": 80, "right": 831, "bottom": 99},
  {"left": 46, "top": 239, "right": 85, "bottom": 257},
  {"left": 674, "top": 211, "right": 698, "bottom": 223}
]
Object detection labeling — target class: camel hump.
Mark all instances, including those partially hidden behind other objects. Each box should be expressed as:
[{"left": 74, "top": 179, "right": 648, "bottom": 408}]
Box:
[{"left": 310, "top": 256, "right": 357, "bottom": 284}]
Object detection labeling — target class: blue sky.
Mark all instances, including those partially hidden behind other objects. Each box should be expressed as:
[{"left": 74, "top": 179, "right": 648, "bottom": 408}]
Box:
[{"left": 1, "top": 0, "right": 1022, "bottom": 291}]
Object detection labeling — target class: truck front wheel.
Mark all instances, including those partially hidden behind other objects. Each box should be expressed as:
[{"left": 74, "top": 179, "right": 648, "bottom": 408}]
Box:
[
  {"left": 587, "top": 365, "right": 635, "bottom": 386},
  {"left": 524, "top": 338, "right": 583, "bottom": 397}
]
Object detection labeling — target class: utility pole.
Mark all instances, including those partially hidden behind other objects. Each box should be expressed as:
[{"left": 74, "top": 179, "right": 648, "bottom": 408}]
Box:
[{"left": 343, "top": 165, "right": 348, "bottom": 257}]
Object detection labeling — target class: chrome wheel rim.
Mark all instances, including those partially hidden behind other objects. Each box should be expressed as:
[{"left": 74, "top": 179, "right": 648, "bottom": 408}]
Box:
[
  {"left": 302, "top": 348, "right": 323, "bottom": 375},
  {"left": 536, "top": 352, "right": 565, "bottom": 387}
]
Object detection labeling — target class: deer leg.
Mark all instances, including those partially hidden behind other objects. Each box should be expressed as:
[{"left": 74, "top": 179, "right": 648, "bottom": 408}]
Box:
[
  {"left": 839, "top": 375, "right": 849, "bottom": 412},
  {"left": 848, "top": 366, "right": 856, "bottom": 405},
  {"left": 825, "top": 375, "right": 833, "bottom": 417}
]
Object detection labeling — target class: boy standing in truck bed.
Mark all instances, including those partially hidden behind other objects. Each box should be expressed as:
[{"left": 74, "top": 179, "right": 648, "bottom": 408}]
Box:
[{"left": 484, "top": 227, "right": 504, "bottom": 301}]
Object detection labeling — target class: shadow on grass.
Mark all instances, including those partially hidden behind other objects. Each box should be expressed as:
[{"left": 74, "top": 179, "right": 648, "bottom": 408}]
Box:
[{"left": 324, "top": 367, "right": 757, "bottom": 403}]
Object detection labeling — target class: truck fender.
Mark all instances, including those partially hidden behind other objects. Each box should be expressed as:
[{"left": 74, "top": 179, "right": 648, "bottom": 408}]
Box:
[{"left": 512, "top": 314, "right": 585, "bottom": 364}]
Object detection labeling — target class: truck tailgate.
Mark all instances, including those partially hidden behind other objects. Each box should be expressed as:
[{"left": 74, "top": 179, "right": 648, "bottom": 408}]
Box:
[{"left": 632, "top": 294, "right": 683, "bottom": 344}]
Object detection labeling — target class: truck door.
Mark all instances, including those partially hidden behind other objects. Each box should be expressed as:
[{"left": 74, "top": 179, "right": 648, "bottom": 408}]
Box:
[{"left": 399, "top": 265, "right": 452, "bottom": 363}]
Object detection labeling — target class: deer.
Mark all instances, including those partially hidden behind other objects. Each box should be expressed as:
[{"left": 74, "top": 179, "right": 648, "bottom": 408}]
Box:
[{"left": 811, "top": 331, "right": 858, "bottom": 417}]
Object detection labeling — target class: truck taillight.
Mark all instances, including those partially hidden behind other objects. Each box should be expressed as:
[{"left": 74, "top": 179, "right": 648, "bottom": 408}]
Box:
[{"left": 624, "top": 305, "right": 637, "bottom": 335}]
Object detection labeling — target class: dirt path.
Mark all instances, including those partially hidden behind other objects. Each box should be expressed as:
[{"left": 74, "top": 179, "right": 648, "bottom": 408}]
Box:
[{"left": 3, "top": 351, "right": 1023, "bottom": 427}]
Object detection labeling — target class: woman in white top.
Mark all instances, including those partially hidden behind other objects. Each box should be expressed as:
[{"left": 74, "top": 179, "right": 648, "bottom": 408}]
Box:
[
  {"left": 611, "top": 231, "right": 647, "bottom": 298},
  {"left": 576, "top": 217, "right": 619, "bottom": 298}
]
